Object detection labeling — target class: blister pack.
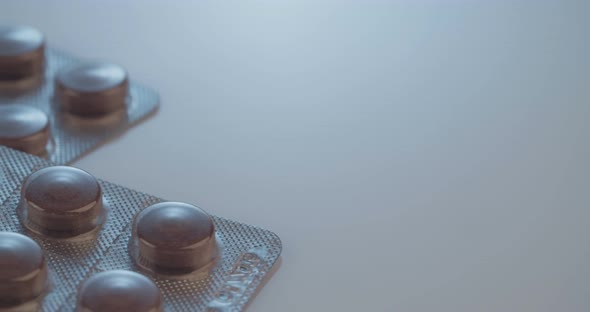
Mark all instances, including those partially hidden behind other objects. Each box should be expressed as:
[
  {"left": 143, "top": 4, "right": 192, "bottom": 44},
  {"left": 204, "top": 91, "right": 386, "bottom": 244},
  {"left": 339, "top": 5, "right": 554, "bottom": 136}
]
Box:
[
  {"left": 0, "top": 25, "right": 159, "bottom": 164},
  {"left": 0, "top": 146, "right": 282, "bottom": 312}
]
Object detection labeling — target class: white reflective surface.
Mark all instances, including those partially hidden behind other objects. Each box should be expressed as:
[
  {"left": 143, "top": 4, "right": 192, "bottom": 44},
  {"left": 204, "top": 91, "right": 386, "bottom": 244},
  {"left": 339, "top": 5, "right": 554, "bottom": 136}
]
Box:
[{"left": 1, "top": 1, "right": 588, "bottom": 311}]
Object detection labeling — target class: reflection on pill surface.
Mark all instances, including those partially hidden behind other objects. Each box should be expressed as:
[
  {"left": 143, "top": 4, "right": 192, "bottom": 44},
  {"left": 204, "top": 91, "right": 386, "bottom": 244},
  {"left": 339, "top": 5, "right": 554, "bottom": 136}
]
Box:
[
  {"left": 0, "top": 26, "right": 43, "bottom": 56},
  {"left": 20, "top": 166, "right": 105, "bottom": 239},
  {"left": 0, "top": 232, "right": 47, "bottom": 307},
  {"left": 56, "top": 62, "right": 128, "bottom": 117},
  {"left": 132, "top": 202, "right": 218, "bottom": 275},
  {"left": 0, "top": 105, "right": 49, "bottom": 155},
  {"left": 0, "top": 25, "right": 44, "bottom": 83},
  {"left": 76, "top": 270, "right": 162, "bottom": 312}
]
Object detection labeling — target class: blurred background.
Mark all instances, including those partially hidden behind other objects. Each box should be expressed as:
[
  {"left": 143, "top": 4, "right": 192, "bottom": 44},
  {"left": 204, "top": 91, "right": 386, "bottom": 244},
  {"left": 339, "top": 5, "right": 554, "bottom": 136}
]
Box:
[{"left": 1, "top": 1, "right": 588, "bottom": 311}]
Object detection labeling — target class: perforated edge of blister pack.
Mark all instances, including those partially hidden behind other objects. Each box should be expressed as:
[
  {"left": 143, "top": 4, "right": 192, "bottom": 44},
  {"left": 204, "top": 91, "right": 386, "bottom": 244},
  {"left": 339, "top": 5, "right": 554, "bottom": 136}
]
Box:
[
  {"left": 0, "top": 48, "right": 159, "bottom": 165},
  {"left": 0, "top": 146, "right": 282, "bottom": 312}
]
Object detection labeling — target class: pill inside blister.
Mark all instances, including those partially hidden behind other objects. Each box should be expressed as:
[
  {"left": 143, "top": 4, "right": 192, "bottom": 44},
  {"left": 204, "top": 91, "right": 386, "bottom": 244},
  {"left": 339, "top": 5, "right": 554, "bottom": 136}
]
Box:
[
  {"left": 76, "top": 270, "right": 162, "bottom": 312},
  {"left": 2, "top": 147, "right": 282, "bottom": 310},
  {"left": 55, "top": 62, "right": 129, "bottom": 117},
  {"left": 19, "top": 166, "right": 106, "bottom": 240},
  {"left": 0, "top": 232, "right": 48, "bottom": 309},
  {"left": 130, "top": 202, "right": 218, "bottom": 278},
  {"left": 0, "top": 25, "right": 44, "bottom": 89},
  {"left": 0, "top": 105, "right": 50, "bottom": 155}
]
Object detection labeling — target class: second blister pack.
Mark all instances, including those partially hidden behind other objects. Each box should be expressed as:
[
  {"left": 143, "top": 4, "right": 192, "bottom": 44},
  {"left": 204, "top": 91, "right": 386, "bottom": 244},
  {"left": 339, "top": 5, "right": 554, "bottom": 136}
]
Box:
[{"left": 0, "top": 25, "right": 159, "bottom": 164}]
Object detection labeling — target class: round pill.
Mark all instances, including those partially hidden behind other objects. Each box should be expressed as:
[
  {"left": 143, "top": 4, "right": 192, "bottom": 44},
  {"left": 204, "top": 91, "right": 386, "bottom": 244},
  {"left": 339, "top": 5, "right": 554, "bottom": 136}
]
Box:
[
  {"left": 0, "top": 232, "right": 47, "bottom": 306},
  {"left": 0, "top": 26, "right": 43, "bottom": 56},
  {"left": 0, "top": 25, "right": 44, "bottom": 81},
  {"left": 0, "top": 105, "right": 50, "bottom": 155},
  {"left": 76, "top": 270, "right": 162, "bottom": 312},
  {"left": 133, "top": 202, "right": 217, "bottom": 274},
  {"left": 20, "top": 166, "right": 105, "bottom": 238},
  {"left": 55, "top": 62, "right": 128, "bottom": 117}
]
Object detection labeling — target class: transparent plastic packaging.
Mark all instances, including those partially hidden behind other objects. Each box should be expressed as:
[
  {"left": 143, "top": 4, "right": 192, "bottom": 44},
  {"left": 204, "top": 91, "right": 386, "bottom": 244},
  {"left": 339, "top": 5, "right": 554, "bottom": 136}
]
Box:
[
  {"left": 0, "top": 232, "right": 48, "bottom": 312},
  {"left": 76, "top": 270, "right": 163, "bottom": 312},
  {"left": 129, "top": 202, "right": 220, "bottom": 280},
  {"left": 0, "top": 146, "right": 282, "bottom": 312},
  {"left": 18, "top": 166, "right": 107, "bottom": 240},
  {"left": 0, "top": 25, "right": 159, "bottom": 164}
]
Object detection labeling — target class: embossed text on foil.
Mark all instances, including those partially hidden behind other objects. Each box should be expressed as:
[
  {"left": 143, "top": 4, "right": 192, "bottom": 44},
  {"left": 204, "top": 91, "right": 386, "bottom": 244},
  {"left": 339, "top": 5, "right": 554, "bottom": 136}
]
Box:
[{"left": 207, "top": 247, "right": 268, "bottom": 311}]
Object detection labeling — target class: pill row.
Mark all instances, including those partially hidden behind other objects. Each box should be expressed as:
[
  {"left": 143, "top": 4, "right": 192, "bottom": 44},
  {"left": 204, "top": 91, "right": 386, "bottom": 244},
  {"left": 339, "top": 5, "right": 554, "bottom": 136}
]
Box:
[
  {"left": 0, "top": 25, "right": 159, "bottom": 164},
  {"left": 0, "top": 232, "right": 163, "bottom": 311},
  {"left": 0, "top": 146, "right": 282, "bottom": 311},
  {"left": 2, "top": 166, "right": 218, "bottom": 311}
]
